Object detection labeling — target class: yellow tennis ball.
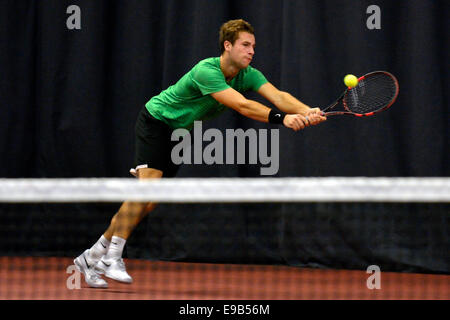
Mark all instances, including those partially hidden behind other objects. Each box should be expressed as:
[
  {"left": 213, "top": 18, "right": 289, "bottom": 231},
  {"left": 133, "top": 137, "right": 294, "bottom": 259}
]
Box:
[{"left": 344, "top": 74, "right": 358, "bottom": 88}]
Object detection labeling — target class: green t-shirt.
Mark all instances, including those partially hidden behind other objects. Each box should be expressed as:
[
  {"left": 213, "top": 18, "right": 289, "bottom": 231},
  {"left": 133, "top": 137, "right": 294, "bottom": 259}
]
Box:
[{"left": 145, "top": 57, "right": 268, "bottom": 129}]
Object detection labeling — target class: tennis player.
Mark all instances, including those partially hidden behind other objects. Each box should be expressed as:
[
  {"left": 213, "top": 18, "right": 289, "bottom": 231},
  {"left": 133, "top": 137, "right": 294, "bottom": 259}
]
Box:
[{"left": 74, "top": 19, "right": 326, "bottom": 288}]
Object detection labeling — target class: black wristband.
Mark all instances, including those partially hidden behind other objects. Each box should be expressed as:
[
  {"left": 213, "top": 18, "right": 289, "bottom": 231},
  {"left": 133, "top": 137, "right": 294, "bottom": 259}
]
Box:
[{"left": 268, "top": 109, "right": 287, "bottom": 124}]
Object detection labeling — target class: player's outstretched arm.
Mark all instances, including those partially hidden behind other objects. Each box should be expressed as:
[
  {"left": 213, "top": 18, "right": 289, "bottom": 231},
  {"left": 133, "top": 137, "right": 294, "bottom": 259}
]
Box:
[
  {"left": 211, "top": 88, "right": 270, "bottom": 122},
  {"left": 257, "top": 83, "right": 326, "bottom": 125},
  {"left": 211, "top": 88, "right": 310, "bottom": 131}
]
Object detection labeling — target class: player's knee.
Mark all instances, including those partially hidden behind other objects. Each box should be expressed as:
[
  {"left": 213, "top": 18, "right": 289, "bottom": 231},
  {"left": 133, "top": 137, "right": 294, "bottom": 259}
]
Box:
[
  {"left": 144, "top": 202, "right": 157, "bottom": 214},
  {"left": 110, "top": 213, "right": 118, "bottom": 226},
  {"left": 137, "top": 167, "right": 163, "bottom": 179}
]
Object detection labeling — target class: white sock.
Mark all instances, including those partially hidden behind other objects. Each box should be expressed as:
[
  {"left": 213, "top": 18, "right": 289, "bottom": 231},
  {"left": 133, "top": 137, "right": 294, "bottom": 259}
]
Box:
[
  {"left": 88, "top": 235, "right": 110, "bottom": 261},
  {"left": 104, "top": 236, "right": 126, "bottom": 261}
]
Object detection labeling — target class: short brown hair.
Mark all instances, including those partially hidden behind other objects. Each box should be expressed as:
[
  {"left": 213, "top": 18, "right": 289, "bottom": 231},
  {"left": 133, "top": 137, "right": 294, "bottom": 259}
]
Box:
[{"left": 219, "top": 19, "right": 254, "bottom": 53}]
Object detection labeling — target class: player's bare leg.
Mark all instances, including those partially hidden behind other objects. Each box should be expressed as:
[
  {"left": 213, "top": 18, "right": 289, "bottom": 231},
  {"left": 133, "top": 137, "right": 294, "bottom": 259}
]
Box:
[
  {"left": 95, "top": 168, "right": 162, "bottom": 283},
  {"left": 103, "top": 168, "right": 162, "bottom": 240},
  {"left": 75, "top": 168, "right": 162, "bottom": 286}
]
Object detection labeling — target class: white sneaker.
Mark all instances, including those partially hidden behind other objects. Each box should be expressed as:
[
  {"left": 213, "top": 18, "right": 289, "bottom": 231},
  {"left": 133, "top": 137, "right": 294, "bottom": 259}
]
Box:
[
  {"left": 73, "top": 249, "right": 108, "bottom": 288},
  {"left": 95, "top": 257, "right": 133, "bottom": 284}
]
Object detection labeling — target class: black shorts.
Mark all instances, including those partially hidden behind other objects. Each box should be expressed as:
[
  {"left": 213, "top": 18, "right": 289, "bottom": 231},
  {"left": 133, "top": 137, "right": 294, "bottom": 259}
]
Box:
[{"left": 132, "top": 106, "right": 181, "bottom": 177}]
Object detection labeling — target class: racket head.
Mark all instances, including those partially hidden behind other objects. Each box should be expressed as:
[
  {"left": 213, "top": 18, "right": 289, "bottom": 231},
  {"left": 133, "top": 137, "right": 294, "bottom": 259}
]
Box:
[{"left": 325, "top": 71, "right": 399, "bottom": 117}]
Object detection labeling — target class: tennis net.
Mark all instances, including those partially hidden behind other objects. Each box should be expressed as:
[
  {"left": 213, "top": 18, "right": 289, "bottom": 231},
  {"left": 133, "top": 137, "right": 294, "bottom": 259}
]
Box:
[{"left": 0, "top": 177, "right": 449, "bottom": 300}]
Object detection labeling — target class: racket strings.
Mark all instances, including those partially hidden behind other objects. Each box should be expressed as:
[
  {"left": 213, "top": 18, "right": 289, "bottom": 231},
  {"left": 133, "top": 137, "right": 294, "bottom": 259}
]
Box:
[{"left": 344, "top": 73, "right": 398, "bottom": 114}]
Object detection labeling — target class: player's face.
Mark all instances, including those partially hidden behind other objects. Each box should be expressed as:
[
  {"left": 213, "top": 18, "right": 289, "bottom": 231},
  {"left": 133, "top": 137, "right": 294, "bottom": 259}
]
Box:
[{"left": 229, "top": 32, "right": 255, "bottom": 69}]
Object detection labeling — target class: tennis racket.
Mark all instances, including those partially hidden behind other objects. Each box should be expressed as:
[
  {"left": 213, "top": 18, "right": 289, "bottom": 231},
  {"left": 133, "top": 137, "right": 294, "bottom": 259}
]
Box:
[{"left": 321, "top": 71, "right": 399, "bottom": 117}]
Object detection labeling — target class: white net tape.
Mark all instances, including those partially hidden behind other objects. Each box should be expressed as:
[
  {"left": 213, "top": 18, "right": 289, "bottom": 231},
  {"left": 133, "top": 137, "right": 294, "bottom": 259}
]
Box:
[{"left": 0, "top": 177, "right": 449, "bottom": 203}]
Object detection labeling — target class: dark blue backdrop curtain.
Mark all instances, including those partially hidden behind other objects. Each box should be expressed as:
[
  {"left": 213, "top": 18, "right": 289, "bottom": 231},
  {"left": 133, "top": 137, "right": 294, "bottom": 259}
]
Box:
[{"left": 0, "top": 0, "right": 448, "bottom": 273}]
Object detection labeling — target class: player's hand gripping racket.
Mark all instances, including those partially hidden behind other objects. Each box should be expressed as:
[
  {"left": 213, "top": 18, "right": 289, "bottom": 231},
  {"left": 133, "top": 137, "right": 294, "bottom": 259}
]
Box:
[{"left": 321, "top": 71, "right": 399, "bottom": 117}]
